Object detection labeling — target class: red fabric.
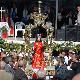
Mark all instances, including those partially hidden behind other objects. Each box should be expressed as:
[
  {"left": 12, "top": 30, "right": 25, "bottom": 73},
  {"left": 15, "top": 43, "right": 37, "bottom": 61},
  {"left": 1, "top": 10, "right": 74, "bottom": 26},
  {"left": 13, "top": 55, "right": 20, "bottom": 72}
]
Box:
[
  {"left": 32, "top": 41, "right": 46, "bottom": 69},
  {"left": 10, "top": 26, "right": 14, "bottom": 36},
  {"left": 32, "top": 73, "right": 37, "bottom": 79},
  {"left": 2, "top": 16, "right": 6, "bottom": 22}
]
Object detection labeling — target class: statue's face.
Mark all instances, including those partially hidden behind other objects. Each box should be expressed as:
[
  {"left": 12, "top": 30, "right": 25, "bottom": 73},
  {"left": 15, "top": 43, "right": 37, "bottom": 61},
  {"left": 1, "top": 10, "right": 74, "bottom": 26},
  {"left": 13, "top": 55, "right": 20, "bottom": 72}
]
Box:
[{"left": 37, "top": 37, "right": 41, "bottom": 41}]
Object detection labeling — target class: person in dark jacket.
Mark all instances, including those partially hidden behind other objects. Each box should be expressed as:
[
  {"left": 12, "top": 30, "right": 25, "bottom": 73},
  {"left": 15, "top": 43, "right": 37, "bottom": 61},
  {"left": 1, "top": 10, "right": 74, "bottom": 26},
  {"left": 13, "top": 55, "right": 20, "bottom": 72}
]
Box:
[
  {"left": 4, "top": 56, "right": 15, "bottom": 75},
  {"left": 13, "top": 60, "right": 28, "bottom": 80}
]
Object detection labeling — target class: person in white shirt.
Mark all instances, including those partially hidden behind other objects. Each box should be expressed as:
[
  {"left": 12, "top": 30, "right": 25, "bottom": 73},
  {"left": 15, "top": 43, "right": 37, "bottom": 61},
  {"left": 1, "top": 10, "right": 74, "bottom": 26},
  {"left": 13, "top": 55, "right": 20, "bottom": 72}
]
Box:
[
  {"left": 76, "top": 5, "right": 80, "bottom": 25},
  {"left": 23, "top": 7, "right": 28, "bottom": 18},
  {"left": 0, "top": 61, "right": 13, "bottom": 80}
]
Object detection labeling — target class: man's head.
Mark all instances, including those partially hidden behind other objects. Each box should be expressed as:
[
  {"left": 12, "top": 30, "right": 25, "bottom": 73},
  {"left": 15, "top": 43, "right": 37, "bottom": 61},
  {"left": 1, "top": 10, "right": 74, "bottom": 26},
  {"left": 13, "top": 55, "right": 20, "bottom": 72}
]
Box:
[
  {"left": 1, "top": 52, "right": 6, "bottom": 60},
  {"left": 5, "top": 56, "right": 13, "bottom": 66},
  {"left": 18, "top": 60, "right": 26, "bottom": 69},
  {"left": 0, "top": 61, "right": 6, "bottom": 70},
  {"left": 68, "top": 49, "right": 75, "bottom": 57},
  {"left": 77, "top": 5, "right": 80, "bottom": 12},
  {"left": 72, "top": 73, "right": 80, "bottom": 80}
]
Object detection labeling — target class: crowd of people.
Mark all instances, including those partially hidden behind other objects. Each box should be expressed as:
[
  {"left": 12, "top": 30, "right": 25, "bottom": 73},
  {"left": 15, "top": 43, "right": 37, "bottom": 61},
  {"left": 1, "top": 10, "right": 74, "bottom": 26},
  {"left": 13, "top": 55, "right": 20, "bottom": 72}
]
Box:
[
  {"left": 1, "top": 1, "right": 80, "bottom": 38},
  {"left": 52, "top": 49, "right": 80, "bottom": 80},
  {"left": 0, "top": 1, "right": 80, "bottom": 80},
  {"left": 0, "top": 44, "right": 80, "bottom": 80},
  {"left": 0, "top": 51, "right": 28, "bottom": 80}
]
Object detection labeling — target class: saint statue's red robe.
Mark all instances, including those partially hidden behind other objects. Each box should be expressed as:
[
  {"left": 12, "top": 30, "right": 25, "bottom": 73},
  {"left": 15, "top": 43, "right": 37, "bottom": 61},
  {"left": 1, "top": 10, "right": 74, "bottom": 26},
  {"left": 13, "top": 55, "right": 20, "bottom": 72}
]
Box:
[{"left": 32, "top": 41, "right": 46, "bottom": 69}]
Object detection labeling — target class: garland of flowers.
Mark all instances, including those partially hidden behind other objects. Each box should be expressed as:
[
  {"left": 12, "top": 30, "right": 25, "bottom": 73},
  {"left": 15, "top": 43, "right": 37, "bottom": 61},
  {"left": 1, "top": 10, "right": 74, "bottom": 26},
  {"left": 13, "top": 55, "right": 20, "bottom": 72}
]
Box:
[
  {"left": 0, "top": 37, "right": 80, "bottom": 52},
  {"left": 44, "top": 41, "right": 80, "bottom": 52},
  {"left": 1, "top": 26, "right": 7, "bottom": 33},
  {"left": 0, "top": 38, "right": 25, "bottom": 52}
]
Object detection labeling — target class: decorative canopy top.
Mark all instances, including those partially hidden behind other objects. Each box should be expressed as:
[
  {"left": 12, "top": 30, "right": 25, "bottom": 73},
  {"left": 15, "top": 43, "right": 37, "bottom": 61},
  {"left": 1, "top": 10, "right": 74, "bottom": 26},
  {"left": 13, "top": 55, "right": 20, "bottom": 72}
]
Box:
[{"left": 38, "top": 1, "right": 42, "bottom": 4}]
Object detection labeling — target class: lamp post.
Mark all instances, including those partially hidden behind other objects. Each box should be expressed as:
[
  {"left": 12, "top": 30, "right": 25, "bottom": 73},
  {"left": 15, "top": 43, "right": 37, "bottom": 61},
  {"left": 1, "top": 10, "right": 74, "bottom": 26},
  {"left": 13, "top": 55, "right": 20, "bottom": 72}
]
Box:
[{"left": 55, "top": 0, "right": 58, "bottom": 40}]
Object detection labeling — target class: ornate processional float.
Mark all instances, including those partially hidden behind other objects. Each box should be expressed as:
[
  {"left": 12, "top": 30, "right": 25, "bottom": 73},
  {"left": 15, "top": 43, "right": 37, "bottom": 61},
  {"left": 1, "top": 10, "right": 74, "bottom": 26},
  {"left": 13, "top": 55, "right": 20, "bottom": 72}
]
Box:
[
  {"left": 24, "top": 1, "right": 55, "bottom": 76},
  {"left": 24, "top": 1, "right": 54, "bottom": 65}
]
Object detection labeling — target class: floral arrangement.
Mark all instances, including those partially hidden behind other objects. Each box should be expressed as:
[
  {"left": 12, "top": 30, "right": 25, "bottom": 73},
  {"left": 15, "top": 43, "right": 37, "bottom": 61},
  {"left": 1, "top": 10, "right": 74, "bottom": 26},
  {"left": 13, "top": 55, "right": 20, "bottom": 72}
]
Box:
[
  {"left": 44, "top": 41, "right": 80, "bottom": 52},
  {"left": 1, "top": 26, "right": 7, "bottom": 33},
  {"left": 0, "top": 37, "right": 80, "bottom": 53},
  {"left": 0, "top": 38, "right": 24, "bottom": 52}
]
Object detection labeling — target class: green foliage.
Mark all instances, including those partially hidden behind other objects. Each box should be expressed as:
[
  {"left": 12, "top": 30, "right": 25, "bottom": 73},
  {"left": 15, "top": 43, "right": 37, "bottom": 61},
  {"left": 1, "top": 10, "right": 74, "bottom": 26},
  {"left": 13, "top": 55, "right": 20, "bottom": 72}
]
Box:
[
  {"left": 51, "top": 41, "right": 76, "bottom": 51},
  {"left": 75, "top": 44, "right": 80, "bottom": 52},
  {"left": 8, "top": 43, "right": 21, "bottom": 51},
  {"left": 43, "top": 41, "right": 49, "bottom": 51},
  {"left": 0, "top": 38, "right": 6, "bottom": 49},
  {"left": 0, "top": 38, "right": 23, "bottom": 52},
  {"left": 44, "top": 41, "right": 80, "bottom": 52},
  {"left": 0, "top": 37, "right": 80, "bottom": 52},
  {"left": 1, "top": 26, "right": 7, "bottom": 33}
]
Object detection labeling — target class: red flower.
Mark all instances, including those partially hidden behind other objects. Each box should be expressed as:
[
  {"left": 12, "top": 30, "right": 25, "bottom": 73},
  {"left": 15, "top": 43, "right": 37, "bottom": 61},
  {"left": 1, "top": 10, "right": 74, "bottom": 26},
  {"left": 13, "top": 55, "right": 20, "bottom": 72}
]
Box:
[{"left": 32, "top": 73, "right": 37, "bottom": 79}]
